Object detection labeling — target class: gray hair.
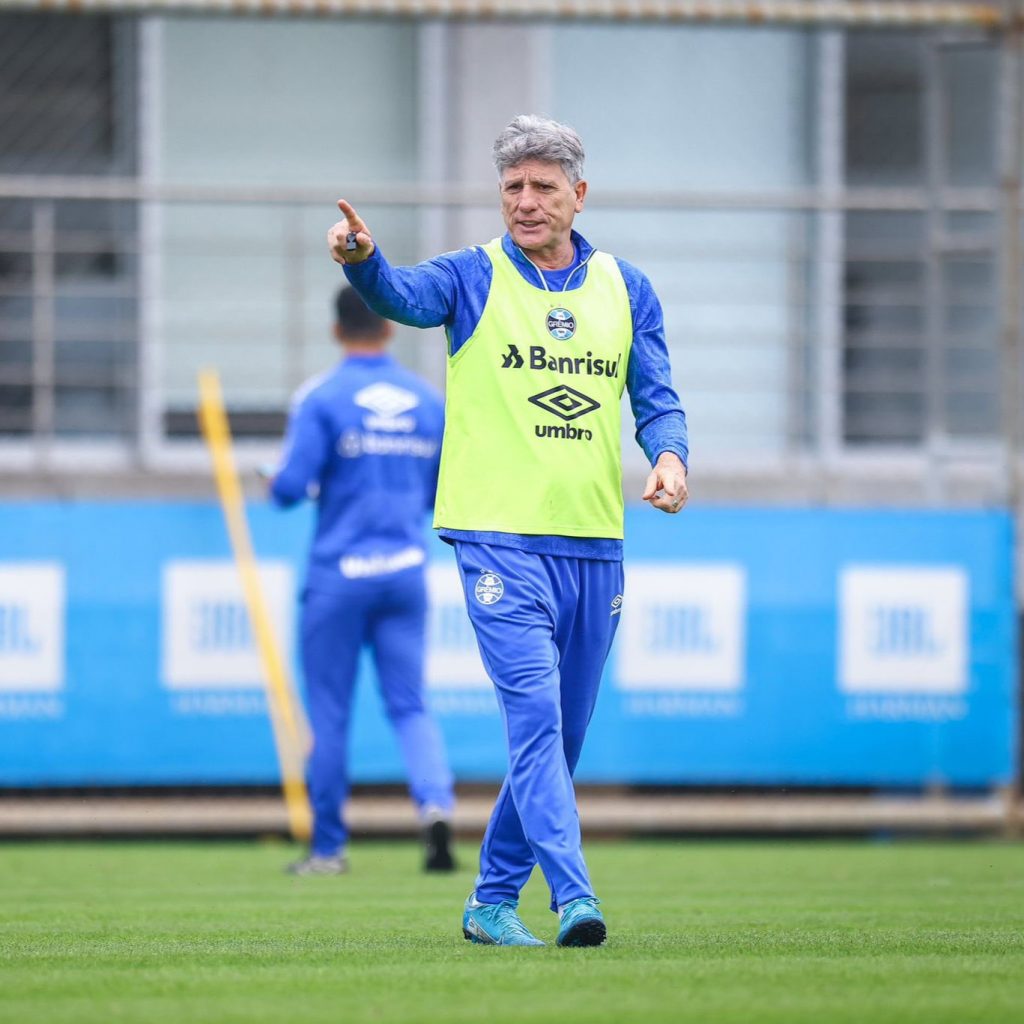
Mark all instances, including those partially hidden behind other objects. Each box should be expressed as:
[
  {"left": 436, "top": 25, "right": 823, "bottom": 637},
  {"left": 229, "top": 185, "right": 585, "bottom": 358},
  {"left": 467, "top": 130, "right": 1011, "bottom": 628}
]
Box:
[{"left": 492, "top": 114, "right": 585, "bottom": 185}]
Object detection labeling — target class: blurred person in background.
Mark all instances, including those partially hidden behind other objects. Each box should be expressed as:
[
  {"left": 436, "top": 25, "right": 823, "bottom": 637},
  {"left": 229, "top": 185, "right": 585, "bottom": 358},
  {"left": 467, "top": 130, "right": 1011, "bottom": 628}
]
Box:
[
  {"left": 328, "top": 115, "right": 688, "bottom": 946},
  {"left": 269, "top": 285, "right": 456, "bottom": 876}
]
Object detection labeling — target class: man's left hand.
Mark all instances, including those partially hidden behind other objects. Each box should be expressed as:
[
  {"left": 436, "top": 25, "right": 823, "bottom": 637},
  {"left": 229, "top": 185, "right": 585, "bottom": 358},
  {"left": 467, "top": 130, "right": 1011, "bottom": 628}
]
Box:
[{"left": 642, "top": 453, "right": 688, "bottom": 514}]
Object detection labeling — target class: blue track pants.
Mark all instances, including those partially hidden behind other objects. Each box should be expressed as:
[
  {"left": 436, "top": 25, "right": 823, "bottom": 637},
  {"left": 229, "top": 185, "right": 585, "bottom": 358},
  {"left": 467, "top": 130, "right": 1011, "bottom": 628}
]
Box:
[
  {"left": 454, "top": 542, "right": 623, "bottom": 911},
  {"left": 301, "top": 567, "right": 454, "bottom": 856}
]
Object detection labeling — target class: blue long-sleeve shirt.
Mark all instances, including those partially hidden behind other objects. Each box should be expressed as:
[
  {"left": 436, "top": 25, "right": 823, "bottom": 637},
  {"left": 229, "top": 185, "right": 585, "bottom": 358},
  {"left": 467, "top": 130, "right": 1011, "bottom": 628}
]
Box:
[
  {"left": 270, "top": 353, "right": 444, "bottom": 593},
  {"left": 344, "top": 229, "right": 688, "bottom": 561}
]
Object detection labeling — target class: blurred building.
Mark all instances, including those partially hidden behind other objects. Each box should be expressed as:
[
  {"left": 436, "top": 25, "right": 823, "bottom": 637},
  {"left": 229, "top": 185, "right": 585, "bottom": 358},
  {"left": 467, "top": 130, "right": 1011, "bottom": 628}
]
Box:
[{"left": 0, "top": 0, "right": 1018, "bottom": 509}]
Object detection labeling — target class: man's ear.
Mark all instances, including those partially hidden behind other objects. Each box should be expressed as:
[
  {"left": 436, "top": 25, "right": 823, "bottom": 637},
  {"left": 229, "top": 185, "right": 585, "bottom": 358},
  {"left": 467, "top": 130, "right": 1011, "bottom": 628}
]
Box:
[
  {"left": 574, "top": 179, "right": 588, "bottom": 213},
  {"left": 332, "top": 323, "right": 344, "bottom": 344}
]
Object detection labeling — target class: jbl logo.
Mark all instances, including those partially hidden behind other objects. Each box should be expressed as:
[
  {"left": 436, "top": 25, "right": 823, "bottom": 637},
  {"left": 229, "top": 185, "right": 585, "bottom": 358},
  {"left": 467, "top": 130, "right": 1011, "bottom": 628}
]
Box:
[
  {"left": 0, "top": 605, "right": 41, "bottom": 655},
  {"left": 868, "top": 606, "right": 939, "bottom": 656},
  {"left": 647, "top": 605, "right": 719, "bottom": 654},
  {"left": 191, "top": 601, "right": 253, "bottom": 653}
]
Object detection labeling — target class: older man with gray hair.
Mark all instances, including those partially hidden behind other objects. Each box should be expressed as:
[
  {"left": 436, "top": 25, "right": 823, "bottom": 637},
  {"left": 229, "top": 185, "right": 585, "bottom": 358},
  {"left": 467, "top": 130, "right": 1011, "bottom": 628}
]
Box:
[{"left": 328, "top": 114, "right": 689, "bottom": 947}]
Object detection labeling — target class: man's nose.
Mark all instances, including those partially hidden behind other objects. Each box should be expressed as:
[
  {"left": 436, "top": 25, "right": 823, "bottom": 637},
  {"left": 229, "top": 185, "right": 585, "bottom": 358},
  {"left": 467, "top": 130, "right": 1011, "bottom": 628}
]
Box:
[{"left": 518, "top": 186, "right": 539, "bottom": 210}]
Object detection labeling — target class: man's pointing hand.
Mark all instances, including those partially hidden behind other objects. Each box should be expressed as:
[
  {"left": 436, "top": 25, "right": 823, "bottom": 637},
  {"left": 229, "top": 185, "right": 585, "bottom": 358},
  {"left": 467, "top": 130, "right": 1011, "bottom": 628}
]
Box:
[{"left": 328, "top": 199, "right": 375, "bottom": 266}]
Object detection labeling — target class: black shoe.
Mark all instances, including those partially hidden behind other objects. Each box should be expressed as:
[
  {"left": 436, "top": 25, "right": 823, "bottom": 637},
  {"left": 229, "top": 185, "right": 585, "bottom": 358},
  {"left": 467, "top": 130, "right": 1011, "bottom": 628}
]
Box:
[{"left": 423, "top": 818, "right": 456, "bottom": 872}]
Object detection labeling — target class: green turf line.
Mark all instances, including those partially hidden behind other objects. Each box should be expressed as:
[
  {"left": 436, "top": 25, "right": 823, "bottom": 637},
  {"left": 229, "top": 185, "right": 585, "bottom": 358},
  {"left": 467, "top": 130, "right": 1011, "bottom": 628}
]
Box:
[{"left": 0, "top": 840, "right": 1021, "bottom": 1024}]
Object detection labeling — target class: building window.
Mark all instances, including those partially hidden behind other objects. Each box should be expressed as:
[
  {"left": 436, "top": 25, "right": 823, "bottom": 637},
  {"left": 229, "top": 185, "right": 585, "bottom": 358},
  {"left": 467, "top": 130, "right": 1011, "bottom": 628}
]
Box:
[
  {"left": 0, "top": 14, "right": 138, "bottom": 441},
  {"left": 842, "top": 32, "right": 999, "bottom": 448}
]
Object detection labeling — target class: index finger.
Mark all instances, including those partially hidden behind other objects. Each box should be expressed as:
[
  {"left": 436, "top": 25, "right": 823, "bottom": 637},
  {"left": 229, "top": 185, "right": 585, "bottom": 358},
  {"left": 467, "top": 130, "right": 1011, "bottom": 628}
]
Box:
[{"left": 336, "top": 199, "right": 364, "bottom": 232}]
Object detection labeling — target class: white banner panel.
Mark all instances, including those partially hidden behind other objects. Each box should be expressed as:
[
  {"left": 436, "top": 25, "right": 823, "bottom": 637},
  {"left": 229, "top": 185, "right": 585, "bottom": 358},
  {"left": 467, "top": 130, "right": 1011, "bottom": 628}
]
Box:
[
  {"left": 162, "top": 560, "right": 294, "bottom": 690},
  {"left": 0, "top": 563, "right": 65, "bottom": 693},
  {"left": 616, "top": 563, "right": 747, "bottom": 692},
  {"left": 839, "top": 565, "right": 968, "bottom": 694}
]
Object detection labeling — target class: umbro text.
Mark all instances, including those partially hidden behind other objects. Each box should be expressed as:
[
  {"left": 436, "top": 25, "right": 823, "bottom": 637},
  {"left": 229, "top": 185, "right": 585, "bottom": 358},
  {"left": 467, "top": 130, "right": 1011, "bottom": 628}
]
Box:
[{"left": 535, "top": 424, "right": 593, "bottom": 441}]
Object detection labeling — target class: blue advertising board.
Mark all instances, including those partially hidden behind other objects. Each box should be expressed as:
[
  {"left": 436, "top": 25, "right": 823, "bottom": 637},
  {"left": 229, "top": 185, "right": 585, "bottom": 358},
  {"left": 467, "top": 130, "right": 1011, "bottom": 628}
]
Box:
[{"left": 0, "top": 502, "right": 1016, "bottom": 787}]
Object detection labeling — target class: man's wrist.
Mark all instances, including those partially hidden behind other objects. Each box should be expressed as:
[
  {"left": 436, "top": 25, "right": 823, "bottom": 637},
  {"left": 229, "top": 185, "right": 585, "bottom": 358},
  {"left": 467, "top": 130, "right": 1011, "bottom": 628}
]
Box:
[
  {"left": 655, "top": 450, "right": 687, "bottom": 474},
  {"left": 343, "top": 243, "right": 379, "bottom": 271}
]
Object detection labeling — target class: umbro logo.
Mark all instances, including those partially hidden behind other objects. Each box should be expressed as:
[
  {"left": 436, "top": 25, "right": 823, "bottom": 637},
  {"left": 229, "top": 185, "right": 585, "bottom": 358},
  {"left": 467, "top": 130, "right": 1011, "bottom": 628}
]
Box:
[
  {"left": 353, "top": 382, "right": 419, "bottom": 433},
  {"left": 354, "top": 382, "right": 419, "bottom": 419},
  {"left": 528, "top": 385, "right": 600, "bottom": 422}
]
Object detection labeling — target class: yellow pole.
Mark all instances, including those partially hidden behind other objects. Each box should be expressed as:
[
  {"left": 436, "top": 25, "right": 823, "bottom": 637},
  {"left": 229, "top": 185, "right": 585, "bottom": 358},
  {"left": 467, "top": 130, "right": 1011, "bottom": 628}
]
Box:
[{"left": 197, "top": 368, "right": 311, "bottom": 843}]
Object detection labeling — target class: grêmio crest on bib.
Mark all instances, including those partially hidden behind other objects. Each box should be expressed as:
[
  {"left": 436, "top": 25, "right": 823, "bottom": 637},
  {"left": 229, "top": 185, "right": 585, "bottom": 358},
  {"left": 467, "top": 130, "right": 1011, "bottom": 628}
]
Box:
[{"left": 546, "top": 308, "right": 576, "bottom": 341}]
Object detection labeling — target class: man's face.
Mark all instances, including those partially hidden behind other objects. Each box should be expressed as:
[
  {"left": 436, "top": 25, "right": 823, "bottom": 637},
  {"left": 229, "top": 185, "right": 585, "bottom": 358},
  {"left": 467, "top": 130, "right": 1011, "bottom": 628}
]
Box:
[{"left": 499, "top": 159, "right": 587, "bottom": 262}]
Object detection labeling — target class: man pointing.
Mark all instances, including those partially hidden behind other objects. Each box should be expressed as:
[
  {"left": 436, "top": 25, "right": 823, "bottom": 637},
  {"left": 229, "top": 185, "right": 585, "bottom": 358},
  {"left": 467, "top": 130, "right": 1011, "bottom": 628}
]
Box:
[{"left": 328, "top": 114, "right": 689, "bottom": 947}]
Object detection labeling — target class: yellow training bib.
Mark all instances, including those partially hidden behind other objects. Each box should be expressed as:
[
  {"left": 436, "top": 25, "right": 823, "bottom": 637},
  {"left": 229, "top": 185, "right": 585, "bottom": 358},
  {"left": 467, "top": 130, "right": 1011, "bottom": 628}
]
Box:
[{"left": 433, "top": 238, "right": 633, "bottom": 539}]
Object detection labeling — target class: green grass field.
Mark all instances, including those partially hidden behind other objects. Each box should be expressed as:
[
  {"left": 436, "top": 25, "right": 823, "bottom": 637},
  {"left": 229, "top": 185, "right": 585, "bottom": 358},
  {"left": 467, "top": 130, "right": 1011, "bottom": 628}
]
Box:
[{"left": 1, "top": 839, "right": 1022, "bottom": 1023}]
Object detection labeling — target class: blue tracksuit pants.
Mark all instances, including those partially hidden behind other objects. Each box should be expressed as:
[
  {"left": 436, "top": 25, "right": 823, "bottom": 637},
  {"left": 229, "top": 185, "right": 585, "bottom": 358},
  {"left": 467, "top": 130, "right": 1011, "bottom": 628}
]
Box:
[
  {"left": 301, "top": 567, "right": 454, "bottom": 856},
  {"left": 454, "top": 542, "right": 623, "bottom": 911}
]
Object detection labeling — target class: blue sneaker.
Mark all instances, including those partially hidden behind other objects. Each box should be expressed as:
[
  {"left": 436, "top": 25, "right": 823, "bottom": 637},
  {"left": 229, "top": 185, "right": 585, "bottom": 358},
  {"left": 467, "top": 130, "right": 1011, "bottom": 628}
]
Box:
[
  {"left": 462, "top": 892, "right": 545, "bottom": 946},
  {"left": 556, "top": 897, "right": 606, "bottom": 947}
]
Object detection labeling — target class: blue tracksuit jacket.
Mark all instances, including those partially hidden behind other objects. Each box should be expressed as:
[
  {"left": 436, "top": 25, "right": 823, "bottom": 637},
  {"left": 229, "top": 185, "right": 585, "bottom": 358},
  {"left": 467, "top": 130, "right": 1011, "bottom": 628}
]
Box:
[{"left": 270, "top": 353, "right": 444, "bottom": 591}]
